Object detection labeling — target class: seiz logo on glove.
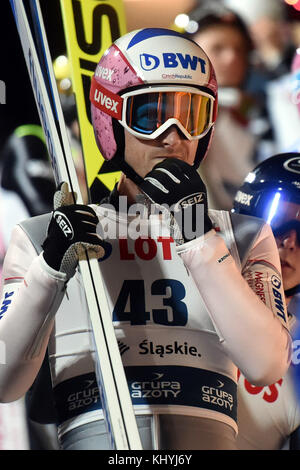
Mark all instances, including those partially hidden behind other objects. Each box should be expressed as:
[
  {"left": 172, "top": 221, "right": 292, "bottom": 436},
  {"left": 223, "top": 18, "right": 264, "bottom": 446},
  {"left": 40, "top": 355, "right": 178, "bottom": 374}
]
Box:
[
  {"left": 53, "top": 211, "right": 74, "bottom": 240},
  {"left": 42, "top": 182, "right": 107, "bottom": 279},
  {"left": 176, "top": 192, "right": 205, "bottom": 210},
  {"left": 138, "top": 158, "right": 213, "bottom": 244}
]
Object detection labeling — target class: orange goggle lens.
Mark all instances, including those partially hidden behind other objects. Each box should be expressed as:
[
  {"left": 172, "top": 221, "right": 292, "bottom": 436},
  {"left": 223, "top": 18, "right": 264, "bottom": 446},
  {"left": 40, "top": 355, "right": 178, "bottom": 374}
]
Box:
[{"left": 125, "top": 91, "right": 213, "bottom": 137}]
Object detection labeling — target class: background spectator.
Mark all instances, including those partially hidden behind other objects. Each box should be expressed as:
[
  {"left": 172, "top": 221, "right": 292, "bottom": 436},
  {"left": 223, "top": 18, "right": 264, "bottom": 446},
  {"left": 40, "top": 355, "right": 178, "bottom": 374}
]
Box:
[{"left": 182, "top": 2, "right": 275, "bottom": 210}]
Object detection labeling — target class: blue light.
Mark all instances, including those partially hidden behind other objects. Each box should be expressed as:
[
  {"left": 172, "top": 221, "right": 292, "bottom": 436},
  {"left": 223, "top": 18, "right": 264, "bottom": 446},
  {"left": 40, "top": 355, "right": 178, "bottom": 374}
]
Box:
[{"left": 267, "top": 192, "right": 281, "bottom": 225}]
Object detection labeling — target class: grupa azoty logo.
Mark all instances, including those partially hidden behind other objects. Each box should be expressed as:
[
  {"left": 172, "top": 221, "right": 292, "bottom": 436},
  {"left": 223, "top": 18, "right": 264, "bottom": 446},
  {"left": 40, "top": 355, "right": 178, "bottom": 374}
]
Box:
[
  {"left": 131, "top": 372, "right": 181, "bottom": 399},
  {"left": 201, "top": 379, "right": 234, "bottom": 411}
]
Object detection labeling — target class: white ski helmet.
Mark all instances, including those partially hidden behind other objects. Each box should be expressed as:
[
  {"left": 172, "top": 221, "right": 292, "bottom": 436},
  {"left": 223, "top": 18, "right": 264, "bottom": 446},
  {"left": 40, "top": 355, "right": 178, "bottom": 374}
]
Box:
[{"left": 90, "top": 28, "right": 218, "bottom": 181}]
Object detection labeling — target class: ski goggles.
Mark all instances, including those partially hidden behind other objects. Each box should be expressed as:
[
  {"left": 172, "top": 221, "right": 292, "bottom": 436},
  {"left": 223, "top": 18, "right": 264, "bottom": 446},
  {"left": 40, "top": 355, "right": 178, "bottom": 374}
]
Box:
[{"left": 90, "top": 78, "right": 215, "bottom": 140}]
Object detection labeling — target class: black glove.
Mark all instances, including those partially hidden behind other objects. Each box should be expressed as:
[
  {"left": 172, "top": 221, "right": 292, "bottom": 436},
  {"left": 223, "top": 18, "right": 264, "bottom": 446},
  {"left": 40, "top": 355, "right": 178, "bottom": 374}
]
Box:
[
  {"left": 138, "top": 158, "right": 212, "bottom": 243},
  {"left": 42, "top": 182, "right": 107, "bottom": 278}
]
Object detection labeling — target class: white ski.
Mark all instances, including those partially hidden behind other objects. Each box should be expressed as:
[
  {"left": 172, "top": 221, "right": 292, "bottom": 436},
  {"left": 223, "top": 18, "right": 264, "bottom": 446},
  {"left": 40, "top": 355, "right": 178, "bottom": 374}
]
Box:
[{"left": 10, "top": 0, "right": 142, "bottom": 450}]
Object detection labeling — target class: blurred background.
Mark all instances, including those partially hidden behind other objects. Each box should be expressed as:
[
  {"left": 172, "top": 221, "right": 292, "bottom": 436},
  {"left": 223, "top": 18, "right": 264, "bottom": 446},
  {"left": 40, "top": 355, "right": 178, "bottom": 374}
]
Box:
[
  {"left": 0, "top": 0, "right": 196, "bottom": 151},
  {"left": 0, "top": 0, "right": 300, "bottom": 451},
  {"left": 1, "top": 0, "right": 299, "bottom": 152}
]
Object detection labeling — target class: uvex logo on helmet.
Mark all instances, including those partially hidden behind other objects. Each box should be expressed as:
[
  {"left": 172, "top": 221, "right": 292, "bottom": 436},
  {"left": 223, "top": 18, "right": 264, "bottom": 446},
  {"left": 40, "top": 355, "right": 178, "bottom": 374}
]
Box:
[
  {"left": 54, "top": 211, "right": 74, "bottom": 240},
  {"left": 235, "top": 190, "right": 253, "bottom": 206},
  {"left": 95, "top": 65, "right": 114, "bottom": 82},
  {"left": 140, "top": 52, "right": 207, "bottom": 73},
  {"left": 90, "top": 78, "right": 123, "bottom": 120}
]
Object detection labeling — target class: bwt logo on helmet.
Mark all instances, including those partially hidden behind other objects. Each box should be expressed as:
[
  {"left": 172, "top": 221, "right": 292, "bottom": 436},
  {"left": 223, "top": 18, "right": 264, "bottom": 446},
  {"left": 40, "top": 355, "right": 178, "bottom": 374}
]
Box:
[
  {"left": 54, "top": 211, "right": 74, "bottom": 240},
  {"left": 140, "top": 53, "right": 207, "bottom": 73}
]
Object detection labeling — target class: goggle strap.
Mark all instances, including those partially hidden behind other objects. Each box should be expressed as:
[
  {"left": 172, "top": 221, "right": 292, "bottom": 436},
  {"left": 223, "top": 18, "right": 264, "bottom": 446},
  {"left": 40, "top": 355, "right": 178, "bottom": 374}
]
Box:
[{"left": 90, "top": 77, "right": 123, "bottom": 120}]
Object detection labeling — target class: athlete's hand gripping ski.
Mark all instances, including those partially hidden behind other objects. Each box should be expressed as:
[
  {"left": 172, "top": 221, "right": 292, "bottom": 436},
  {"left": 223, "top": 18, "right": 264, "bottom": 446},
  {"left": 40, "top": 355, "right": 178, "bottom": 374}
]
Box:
[
  {"left": 42, "top": 182, "right": 107, "bottom": 279},
  {"left": 139, "top": 158, "right": 213, "bottom": 244}
]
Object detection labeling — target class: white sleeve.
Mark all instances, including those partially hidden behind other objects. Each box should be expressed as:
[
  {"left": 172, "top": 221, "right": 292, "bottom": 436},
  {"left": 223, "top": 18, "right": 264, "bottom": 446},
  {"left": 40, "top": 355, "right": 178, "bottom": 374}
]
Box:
[
  {"left": 176, "top": 224, "right": 291, "bottom": 386},
  {"left": 0, "top": 225, "right": 67, "bottom": 402}
]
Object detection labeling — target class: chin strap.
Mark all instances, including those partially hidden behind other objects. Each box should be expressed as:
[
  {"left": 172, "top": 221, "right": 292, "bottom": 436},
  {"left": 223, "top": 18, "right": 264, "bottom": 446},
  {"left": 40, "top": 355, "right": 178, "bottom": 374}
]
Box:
[
  {"left": 117, "top": 157, "right": 144, "bottom": 186},
  {"left": 285, "top": 284, "right": 300, "bottom": 298}
]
